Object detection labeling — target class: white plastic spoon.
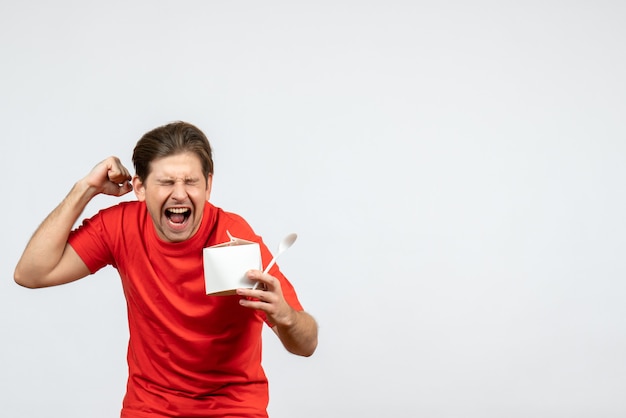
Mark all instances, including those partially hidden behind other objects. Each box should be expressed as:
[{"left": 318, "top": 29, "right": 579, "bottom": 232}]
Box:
[{"left": 252, "top": 233, "right": 298, "bottom": 290}]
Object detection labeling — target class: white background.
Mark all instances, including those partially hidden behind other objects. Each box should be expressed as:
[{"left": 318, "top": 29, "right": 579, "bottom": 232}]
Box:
[{"left": 1, "top": 1, "right": 625, "bottom": 417}]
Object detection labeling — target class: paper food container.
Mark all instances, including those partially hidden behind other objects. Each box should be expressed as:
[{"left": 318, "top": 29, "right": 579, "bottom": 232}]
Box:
[{"left": 203, "top": 231, "right": 261, "bottom": 296}]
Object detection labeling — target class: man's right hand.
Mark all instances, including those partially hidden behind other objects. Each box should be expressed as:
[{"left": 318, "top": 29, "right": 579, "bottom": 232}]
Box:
[{"left": 84, "top": 156, "right": 133, "bottom": 197}]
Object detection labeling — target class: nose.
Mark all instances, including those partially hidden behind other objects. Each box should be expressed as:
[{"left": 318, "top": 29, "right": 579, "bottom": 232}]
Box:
[{"left": 171, "top": 180, "right": 187, "bottom": 200}]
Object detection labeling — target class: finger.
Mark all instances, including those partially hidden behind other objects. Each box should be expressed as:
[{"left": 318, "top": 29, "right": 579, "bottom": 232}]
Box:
[
  {"left": 239, "top": 298, "right": 268, "bottom": 311},
  {"left": 103, "top": 156, "right": 130, "bottom": 181},
  {"left": 238, "top": 286, "right": 270, "bottom": 301},
  {"left": 247, "top": 270, "right": 277, "bottom": 290},
  {"left": 108, "top": 167, "right": 131, "bottom": 184},
  {"left": 237, "top": 287, "right": 281, "bottom": 311},
  {"left": 239, "top": 294, "right": 279, "bottom": 315}
]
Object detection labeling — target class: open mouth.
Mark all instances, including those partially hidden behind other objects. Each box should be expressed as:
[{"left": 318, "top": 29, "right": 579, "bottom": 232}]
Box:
[{"left": 165, "top": 207, "right": 191, "bottom": 225}]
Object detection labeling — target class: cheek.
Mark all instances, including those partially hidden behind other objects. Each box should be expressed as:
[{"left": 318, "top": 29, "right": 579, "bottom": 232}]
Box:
[
  {"left": 187, "top": 188, "right": 206, "bottom": 200},
  {"left": 144, "top": 193, "right": 167, "bottom": 214}
]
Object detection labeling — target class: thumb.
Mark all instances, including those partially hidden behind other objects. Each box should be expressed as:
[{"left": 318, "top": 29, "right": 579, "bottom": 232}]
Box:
[
  {"left": 103, "top": 179, "right": 133, "bottom": 197},
  {"left": 116, "top": 180, "right": 133, "bottom": 196}
]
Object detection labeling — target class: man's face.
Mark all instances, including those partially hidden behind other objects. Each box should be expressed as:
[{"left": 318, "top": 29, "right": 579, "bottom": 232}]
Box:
[{"left": 133, "top": 152, "right": 212, "bottom": 242}]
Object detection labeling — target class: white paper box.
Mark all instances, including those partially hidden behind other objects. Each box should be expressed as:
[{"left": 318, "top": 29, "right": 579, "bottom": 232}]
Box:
[{"left": 203, "top": 232, "right": 261, "bottom": 296}]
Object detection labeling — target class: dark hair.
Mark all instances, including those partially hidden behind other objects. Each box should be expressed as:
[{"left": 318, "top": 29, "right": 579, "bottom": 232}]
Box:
[{"left": 132, "top": 121, "right": 214, "bottom": 182}]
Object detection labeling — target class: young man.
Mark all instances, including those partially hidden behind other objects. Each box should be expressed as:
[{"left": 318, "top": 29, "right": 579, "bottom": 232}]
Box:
[{"left": 14, "top": 121, "right": 318, "bottom": 418}]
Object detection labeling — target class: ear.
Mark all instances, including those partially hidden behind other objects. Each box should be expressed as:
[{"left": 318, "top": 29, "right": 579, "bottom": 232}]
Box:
[
  {"left": 205, "top": 174, "right": 213, "bottom": 201},
  {"left": 132, "top": 176, "right": 146, "bottom": 201}
]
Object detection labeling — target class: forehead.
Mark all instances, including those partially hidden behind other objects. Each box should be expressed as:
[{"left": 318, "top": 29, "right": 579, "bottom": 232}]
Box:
[{"left": 147, "top": 152, "right": 204, "bottom": 179}]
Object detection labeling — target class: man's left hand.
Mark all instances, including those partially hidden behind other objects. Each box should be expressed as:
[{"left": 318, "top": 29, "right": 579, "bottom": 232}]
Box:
[{"left": 236, "top": 270, "right": 296, "bottom": 327}]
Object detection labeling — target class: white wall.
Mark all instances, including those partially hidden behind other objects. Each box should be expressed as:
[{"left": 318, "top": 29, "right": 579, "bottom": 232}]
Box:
[{"left": 2, "top": 1, "right": 625, "bottom": 417}]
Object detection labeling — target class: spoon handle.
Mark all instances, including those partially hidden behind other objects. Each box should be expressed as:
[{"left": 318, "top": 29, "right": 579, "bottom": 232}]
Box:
[
  {"left": 263, "top": 258, "right": 278, "bottom": 275},
  {"left": 252, "top": 256, "right": 278, "bottom": 290}
]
